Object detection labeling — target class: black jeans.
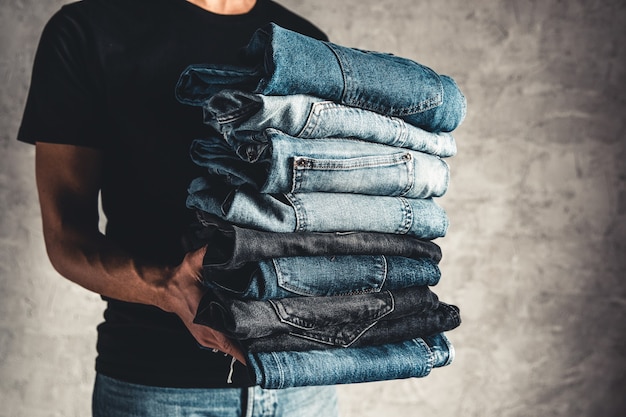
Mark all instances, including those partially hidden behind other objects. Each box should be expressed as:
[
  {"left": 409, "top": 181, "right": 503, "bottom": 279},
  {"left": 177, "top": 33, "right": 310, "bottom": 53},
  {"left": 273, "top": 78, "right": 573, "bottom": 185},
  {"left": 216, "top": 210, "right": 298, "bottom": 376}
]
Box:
[
  {"left": 194, "top": 286, "right": 460, "bottom": 350},
  {"left": 183, "top": 213, "right": 442, "bottom": 272}
]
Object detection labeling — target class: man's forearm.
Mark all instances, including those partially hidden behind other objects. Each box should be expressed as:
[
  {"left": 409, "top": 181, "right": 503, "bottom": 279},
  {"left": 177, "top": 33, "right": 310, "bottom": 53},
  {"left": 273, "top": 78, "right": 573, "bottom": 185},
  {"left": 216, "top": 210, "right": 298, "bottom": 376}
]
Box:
[{"left": 44, "top": 227, "right": 174, "bottom": 309}]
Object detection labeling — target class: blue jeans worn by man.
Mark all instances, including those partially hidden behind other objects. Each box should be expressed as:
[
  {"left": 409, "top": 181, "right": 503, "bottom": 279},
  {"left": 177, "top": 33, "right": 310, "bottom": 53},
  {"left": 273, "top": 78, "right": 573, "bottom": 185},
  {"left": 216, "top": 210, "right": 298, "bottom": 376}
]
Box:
[{"left": 93, "top": 375, "right": 338, "bottom": 417}]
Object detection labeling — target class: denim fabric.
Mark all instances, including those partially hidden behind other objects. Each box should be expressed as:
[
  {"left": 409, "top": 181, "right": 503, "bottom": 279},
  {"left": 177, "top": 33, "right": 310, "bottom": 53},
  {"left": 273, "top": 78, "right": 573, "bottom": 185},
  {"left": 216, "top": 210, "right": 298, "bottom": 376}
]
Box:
[
  {"left": 189, "top": 131, "right": 450, "bottom": 198},
  {"left": 246, "top": 303, "right": 461, "bottom": 352},
  {"left": 176, "top": 23, "right": 466, "bottom": 133},
  {"left": 203, "top": 255, "right": 441, "bottom": 300},
  {"left": 203, "top": 90, "right": 457, "bottom": 157},
  {"left": 187, "top": 178, "right": 449, "bottom": 239},
  {"left": 245, "top": 333, "right": 454, "bottom": 388},
  {"left": 92, "top": 373, "right": 338, "bottom": 416},
  {"left": 194, "top": 286, "right": 440, "bottom": 340},
  {"left": 185, "top": 213, "right": 443, "bottom": 269}
]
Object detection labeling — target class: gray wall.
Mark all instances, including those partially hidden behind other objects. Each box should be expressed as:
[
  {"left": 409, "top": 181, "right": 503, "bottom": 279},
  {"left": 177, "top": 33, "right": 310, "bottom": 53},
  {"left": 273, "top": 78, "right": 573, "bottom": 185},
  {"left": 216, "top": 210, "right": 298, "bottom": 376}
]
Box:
[{"left": 1, "top": 1, "right": 625, "bottom": 416}]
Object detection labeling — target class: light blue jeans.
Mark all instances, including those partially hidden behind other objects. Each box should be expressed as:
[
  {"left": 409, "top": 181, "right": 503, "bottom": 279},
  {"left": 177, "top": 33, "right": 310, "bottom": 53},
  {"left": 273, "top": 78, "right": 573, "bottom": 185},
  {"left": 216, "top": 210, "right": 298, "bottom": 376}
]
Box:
[
  {"left": 187, "top": 178, "right": 449, "bottom": 239},
  {"left": 203, "top": 255, "right": 441, "bottom": 300},
  {"left": 245, "top": 333, "right": 454, "bottom": 389},
  {"left": 189, "top": 131, "right": 450, "bottom": 198},
  {"left": 176, "top": 23, "right": 466, "bottom": 133},
  {"left": 92, "top": 373, "right": 338, "bottom": 417},
  {"left": 203, "top": 89, "right": 458, "bottom": 157}
]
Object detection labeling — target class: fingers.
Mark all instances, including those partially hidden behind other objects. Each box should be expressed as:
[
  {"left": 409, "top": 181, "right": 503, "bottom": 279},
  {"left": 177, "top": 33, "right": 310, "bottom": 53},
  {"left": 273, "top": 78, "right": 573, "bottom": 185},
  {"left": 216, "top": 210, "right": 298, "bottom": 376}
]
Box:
[{"left": 188, "top": 321, "right": 247, "bottom": 365}]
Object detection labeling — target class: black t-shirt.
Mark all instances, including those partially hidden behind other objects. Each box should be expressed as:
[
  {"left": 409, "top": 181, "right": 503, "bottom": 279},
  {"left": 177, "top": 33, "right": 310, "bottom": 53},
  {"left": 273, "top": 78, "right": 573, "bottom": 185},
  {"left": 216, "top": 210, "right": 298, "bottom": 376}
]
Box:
[{"left": 18, "top": 0, "right": 327, "bottom": 388}]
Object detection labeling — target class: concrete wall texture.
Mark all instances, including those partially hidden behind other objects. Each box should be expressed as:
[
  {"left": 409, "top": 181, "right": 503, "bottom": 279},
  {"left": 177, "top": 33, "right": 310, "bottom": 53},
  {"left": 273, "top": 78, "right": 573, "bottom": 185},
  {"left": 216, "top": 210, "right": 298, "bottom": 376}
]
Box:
[{"left": 1, "top": 0, "right": 625, "bottom": 416}]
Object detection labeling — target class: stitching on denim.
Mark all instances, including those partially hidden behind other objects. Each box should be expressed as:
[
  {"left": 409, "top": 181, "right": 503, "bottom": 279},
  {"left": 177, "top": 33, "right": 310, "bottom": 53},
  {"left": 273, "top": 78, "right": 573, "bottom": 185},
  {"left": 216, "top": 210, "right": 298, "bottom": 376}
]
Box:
[
  {"left": 283, "top": 192, "right": 306, "bottom": 232},
  {"left": 325, "top": 44, "right": 445, "bottom": 115},
  {"left": 272, "top": 257, "right": 320, "bottom": 297},
  {"left": 297, "top": 101, "right": 335, "bottom": 138},
  {"left": 287, "top": 319, "right": 380, "bottom": 347},
  {"left": 413, "top": 338, "right": 435, "bottom": 376},
  {"left": 396, "top": 197, "right": 413, "bottom": 235},
  {"left": 324, "top": 42, "right": 348, "bottom": 104},
  {"left": 399, "top": 152, "right": 415, "bottom": 197},
  {"left": 268, "top": 350, "right": 285, "bottom": 389},
  {"left": 291, "top": 151, "right": 411, "bottom": 171},
  {"left": 269, "top": 292, "right": 394, "bottom": 330}
]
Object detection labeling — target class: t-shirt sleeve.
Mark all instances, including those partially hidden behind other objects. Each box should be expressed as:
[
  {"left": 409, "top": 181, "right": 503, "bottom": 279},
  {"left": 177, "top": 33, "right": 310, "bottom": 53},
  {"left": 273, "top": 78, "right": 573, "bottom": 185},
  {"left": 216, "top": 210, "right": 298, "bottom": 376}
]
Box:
[{"left": 17, "top": 7, "right": 106, "bottom": 149}]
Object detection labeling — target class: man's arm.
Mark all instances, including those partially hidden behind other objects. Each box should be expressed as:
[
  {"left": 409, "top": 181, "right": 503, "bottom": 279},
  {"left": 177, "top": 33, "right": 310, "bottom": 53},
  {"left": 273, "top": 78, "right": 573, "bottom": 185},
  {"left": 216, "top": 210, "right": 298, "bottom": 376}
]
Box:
[{"left": 35, "top": 142, "right": 244, "bottom": 363}]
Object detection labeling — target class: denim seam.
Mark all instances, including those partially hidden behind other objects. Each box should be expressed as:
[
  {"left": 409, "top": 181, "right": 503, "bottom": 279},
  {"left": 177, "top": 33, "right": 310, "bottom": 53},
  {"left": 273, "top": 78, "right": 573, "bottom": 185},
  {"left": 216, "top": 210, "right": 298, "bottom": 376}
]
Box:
[
  {"left": 283, "top": 192, "right": 307, "bottom": 232},
  {"left": 393, "top": 118, "right": 409, "bottom": 148},
  {"left": 322, "top": 41, "right": 348, "bottom": 106},
  {"left": 267, "top": 291, "right": 395, "bottom": 330},
  {"left": 441, "top": 333, "right": 455, "bottom": 366},
  {"left": 272, "top": 258, "right": 319, "bottom": 297},
  {"left": 268, "top": 351, "right": 286, "bottom": 389},
  {"left": 442, "top": 303, "right": 462, "bottom": 326},
  {"left": 413, "top": 338, "right": 435, "bottom": 376},
  {"left": 287, "top": 319, "right": 381, "bottom": 347},
  {"left": 325, "top": 44, "right": 444, "bottom": 115},
  {"left": 244, "top": 387, "right": 254, "bottom": 417},
  {"left": 297, "top": 101, "right": 329, "bottom": 138},
  {"left": 396, "top": 197, "right": 413, "bottom": 235},
  {"left": 268, "top": 299, "right": 315, "bottom": 330},
  {"left": 399, "top": 152, "right": 415, "bottom": 196},
  {"left": 290, "top": 159, "right": 302, "bottom": 193},
  {"left": 380, "top": 255, "right": 389, "bottom": 290},
  {"left": 291, "top": 152, "right": 413, "bottom": 170}
]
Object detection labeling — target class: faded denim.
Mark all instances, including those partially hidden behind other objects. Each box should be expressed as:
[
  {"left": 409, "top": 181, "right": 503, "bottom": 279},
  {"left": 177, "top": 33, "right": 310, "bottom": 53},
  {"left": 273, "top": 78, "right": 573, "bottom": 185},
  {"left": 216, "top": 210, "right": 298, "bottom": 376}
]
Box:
[
  {"left": 176, "top": 23, "right": 466, "bottom": 133},
  {"left": 187, "top": 178, "right": 449, "bottom": 239},
  {"left": 182, "top": 213, "right": 443, "bottom": 271},
  {"left": 194, "top": 286, "right": 440, "bottom": 340},
  {"left": 203, "top": 90, "right": 457, "bottom": 157},
  {"left": 93, "top": 374, "right": 338, "bottom": 417},
  {"left": 202, "top": 255, "right": 441, "bottom": 300},
  {"left": 245, "top": 333, "right": 455, "bottom": 388},
  {"left": 246, "top": 303, "right": 461, "bottom": 352},
  {"left": 189, "top": 131, "right": 450, "bottom": 198}
]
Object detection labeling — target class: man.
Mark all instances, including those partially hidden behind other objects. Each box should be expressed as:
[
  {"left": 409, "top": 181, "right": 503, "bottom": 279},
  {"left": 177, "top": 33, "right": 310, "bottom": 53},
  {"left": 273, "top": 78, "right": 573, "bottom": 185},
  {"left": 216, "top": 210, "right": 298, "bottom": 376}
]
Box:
[{"left": 19, "top": 0, "right": 338, "bottom": 415}]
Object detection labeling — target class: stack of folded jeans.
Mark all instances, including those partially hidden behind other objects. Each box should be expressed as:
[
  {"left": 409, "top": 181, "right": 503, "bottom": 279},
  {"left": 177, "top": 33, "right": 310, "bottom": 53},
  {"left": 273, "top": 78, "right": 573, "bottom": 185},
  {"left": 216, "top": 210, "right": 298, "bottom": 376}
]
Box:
[{"left": 176, "top": 23, "right": 466, "bottom": 389}]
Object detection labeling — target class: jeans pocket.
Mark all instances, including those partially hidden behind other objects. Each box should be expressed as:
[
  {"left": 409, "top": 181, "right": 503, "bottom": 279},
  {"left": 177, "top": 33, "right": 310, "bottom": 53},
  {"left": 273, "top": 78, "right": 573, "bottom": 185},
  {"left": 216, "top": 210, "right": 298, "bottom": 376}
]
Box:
[
  {"left": 291, "top": 151, "right": 414, "bottom": 195},
  {"left": 290, "top": 321, "right": 381, "bottom": 347},
  {"left": 273, "top": 255, "right": 388, "bottom": 297},
  {"left": 269, "top": 291, "right": 394, "bottom": 330}
]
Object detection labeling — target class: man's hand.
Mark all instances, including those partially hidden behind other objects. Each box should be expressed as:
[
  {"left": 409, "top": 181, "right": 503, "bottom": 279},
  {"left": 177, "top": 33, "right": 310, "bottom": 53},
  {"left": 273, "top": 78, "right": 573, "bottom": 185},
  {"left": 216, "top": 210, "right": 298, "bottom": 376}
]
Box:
[{"left": 158, "top": 245, "right": 246, "bottom": 364}]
